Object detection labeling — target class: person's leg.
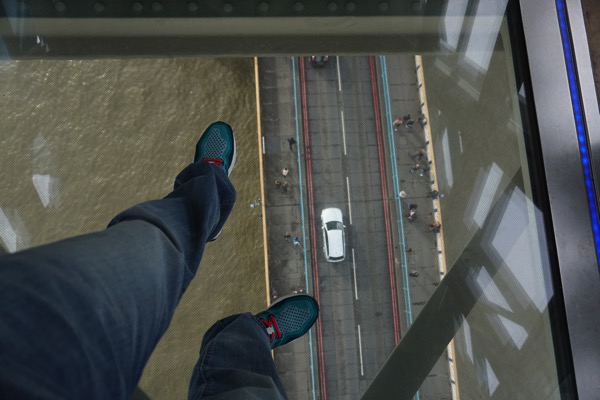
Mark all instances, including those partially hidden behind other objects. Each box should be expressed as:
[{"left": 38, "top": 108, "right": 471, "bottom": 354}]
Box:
[
  {"left": 0, "top": 122, "right": 236, "bottom": 400},
  {"left": 188, "top": 313, "right": 286, "bottom": 400},
  {"left": 188, "top": 295, "right": 319, "bottom": 400}
]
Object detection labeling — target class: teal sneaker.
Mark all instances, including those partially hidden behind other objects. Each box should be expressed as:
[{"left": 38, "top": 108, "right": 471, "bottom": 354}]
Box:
[
  {"left": 255, "top": 294, "right": 319, "bottom": 349},
  {"left": 194, "top": 122, "right": 236, "bottom": 176}
]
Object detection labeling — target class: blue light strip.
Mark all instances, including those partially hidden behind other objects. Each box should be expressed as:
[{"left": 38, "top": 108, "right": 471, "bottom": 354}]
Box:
[
  {"left": 555, "top": 0, "right": 600, "bottom": 266},
  {"left": 291, "top": 56, "right": 317, "bottom": 400}
]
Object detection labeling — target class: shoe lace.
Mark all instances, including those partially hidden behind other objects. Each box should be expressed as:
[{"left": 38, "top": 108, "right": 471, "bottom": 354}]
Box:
[
  {"left": 201, "top": 157, "right": 224, "bottom": 167},
  {"left": 260, "top": 314, "right": 282, "bottom": 343}
]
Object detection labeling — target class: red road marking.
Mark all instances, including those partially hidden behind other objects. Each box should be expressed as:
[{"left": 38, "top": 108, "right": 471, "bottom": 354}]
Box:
[
  {"left": 299, "top": 56, "right": 328, "bottom": 400},
  {"left": 369, "top": 56, "right": 401, "bottom": 345}
]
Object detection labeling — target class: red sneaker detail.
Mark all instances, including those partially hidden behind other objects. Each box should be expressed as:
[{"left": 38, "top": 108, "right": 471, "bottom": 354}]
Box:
[
  {"left": 260, "top": 314, "right": 282, "bottom": 343},
  {"left": 201, "top": 157, "right": 224, "bottom": 167}
]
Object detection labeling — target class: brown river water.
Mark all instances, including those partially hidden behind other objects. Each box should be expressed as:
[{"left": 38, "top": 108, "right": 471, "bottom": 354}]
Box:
[{"left": 0, "top": 58, "right": 265, "bottom": 398}]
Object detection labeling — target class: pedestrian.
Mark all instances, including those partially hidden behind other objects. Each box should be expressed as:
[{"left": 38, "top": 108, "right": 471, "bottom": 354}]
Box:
[
  {"left": 288, "top": 137, "right": 297, "bottom": 151},
  {"left": 293, "top": 236, "right": 301, "bottom": 246},
  {"left": 429, "top": 221, "right": 442, "bottom": 233},
  {"left": 0, "top": 121, "right": 319, "bottom": 400},
  {"left": 410, "top": 148, "right": 427, "bottom": 162},
  {"left": 393, "top": 117, "right": 403, "bottom": 131},
  {"left": 410, "top": 163, "right": 421, "bottom": 175},
  {"left": 282, "top": 180, "right": 290, "bottom": 193},
  {"left": 275, "top": 179, "right": 281, "bottom": 187},
  {"left": 282, "top": 167, "right": 289, "bottom": 177},
  {"left": 408, "top": 203, "right": 418, "bottom": 211},
  {"left": 284, "top": 232, "right": 291, "bottom": 240},
  {"left": 410, "top": 163, "right": 429, "bottom": 177},
  {"left": 428, "top": 190, "right": 440, "bottom": 200},
  {"left": 403, "top": 114, "right": 414, "bottom": 128},
  {"left": 271, "top": 287, "right": 278, "bottom": 300},
  {"left": 407, "top": 208, "right": 417, "bottom": 222},
  {"left": 418, "top": 113, "right": 427, "bottom": 128},
  {"left": 409, "top": 270, "right": 419, "bottom": 277}
]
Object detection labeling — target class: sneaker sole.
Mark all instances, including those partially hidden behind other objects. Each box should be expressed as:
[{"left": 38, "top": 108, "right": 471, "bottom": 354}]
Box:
[{"left": 268, "top": 293, "right": 313, "bottom": 307}]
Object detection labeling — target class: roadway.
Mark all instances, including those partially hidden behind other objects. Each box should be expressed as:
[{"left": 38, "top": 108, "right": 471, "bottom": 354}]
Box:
[
  {"left": 257, "top": 55, "right": 453, "bottom": 400},
  {"left": 303, "top": 56, "right": 397, "bottom": 399}
]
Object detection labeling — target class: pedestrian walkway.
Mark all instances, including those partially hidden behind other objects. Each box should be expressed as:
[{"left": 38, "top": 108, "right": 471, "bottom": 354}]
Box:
[
  {"left": 381, "top": 54, "right": 442, "bottom": 330},
  {"left": 256, "top": 57, "right": 319, "bottom": 400},
  {"left": 378, "top": 54, "right": 453, "bottom": 399}
]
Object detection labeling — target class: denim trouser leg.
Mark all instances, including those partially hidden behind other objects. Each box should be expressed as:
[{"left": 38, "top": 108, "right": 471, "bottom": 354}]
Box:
[
  {"left": 0, "top": 163, "right": 235, "bottom": 400},
  {"left": 188, "top": 313, "right": 287, "bottom": 400}
]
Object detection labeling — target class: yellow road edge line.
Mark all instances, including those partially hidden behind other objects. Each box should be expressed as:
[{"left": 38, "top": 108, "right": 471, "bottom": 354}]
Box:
[
  {"left": 416, "top": 55, "right": 460, "bottom": 400},
  {"left": 254, "top": 57, "right": 271, "bottom": 309}
]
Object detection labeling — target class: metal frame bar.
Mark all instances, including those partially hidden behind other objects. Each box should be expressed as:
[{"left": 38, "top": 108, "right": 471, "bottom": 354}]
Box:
[{"left": 520, "top": 0, "right": 600, "bottom": 398}]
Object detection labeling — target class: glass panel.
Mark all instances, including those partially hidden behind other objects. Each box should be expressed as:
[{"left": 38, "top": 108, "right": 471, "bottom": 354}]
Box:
[
  {"left": 410, "top": 8, "right": 562, "bottom": 399},
  {"left": 361, "top": 2, "right": 571, "bottom": 399},
  {"left": 0, "top": 1, "right": 573, "bottom": 400}
]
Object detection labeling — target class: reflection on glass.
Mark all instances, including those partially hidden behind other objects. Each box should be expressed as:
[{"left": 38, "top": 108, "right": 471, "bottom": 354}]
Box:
[
  {"left": 482, "top": 358, "right": 499, "bottom": 396},
  {"left": 464, "top": 0, "right": 509, "bottom": 72},
  {"left": 440, "top": 127, "right": 454, "bottom": 188},
  {"left": 363, "top": 2, "right": 568, "bottom": 399},
  {"left": 475, "top": 267, "right": 512, "bottom": 312},
  {"left": 0, "top": 207, "right": 17, "bottom": 252},
  {"left": 496, "top": 314, "right": 528, "bottom": 349},
  {"left": 484, "top": 188, "right": 553, "bottom": 312},
  {"left": 0, "top": 208, "right": 29, "bottom": 252},
  {"left": 442, "top": 0, "right": 469, "bottom": 51},
  {"left": 462, "top": 319, "right": 474, "bottom": 363},
  {"left": 31, "top": 174, "right": 60, "bottom": 208},
  {"left": 473, "top": 163, "right": 503, "bottom": 227},
  {"left": 465, "top": 163, "right": 504, "bottom": 229},
  {"left": 31, "top": 134, "right": 61, "bottom": 208}
]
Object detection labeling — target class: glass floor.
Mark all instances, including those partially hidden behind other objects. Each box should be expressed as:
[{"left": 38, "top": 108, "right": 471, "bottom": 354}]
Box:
[{"left": 0, "top": 1, "right": 574, "bottom": 400}]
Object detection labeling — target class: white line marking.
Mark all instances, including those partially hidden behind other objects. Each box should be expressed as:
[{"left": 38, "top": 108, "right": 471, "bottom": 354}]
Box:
[
  {"left": 358, "top": 324, "right": 364, "bottom": 376},
  {"left": 336, "top": 56, "right": 342, "bottom": 91},
  {"left": 341, "top": 110, "right": 347, "bottom": 156},
  {"left": 346, "top": 176, "right": 352, "bottom": 224},
  {"left": 352, "top": 248, "right": 358, "bottom": 300},
  {"left": 262, "top": 136, "right": 265, "bottom": 154}
]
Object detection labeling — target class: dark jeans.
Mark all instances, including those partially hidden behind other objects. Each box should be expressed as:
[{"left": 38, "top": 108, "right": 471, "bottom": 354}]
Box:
[
  {"left": 0, "top": 163, "right": 285, "bottom": 400},
  {"left": 188, "top": 313, "right": 286, "bottom": 400}
]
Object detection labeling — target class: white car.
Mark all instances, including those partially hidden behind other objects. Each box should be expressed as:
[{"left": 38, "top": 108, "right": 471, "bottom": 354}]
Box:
[{"left": 321, "top": 207, "right": 346, "bottom": 262}]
